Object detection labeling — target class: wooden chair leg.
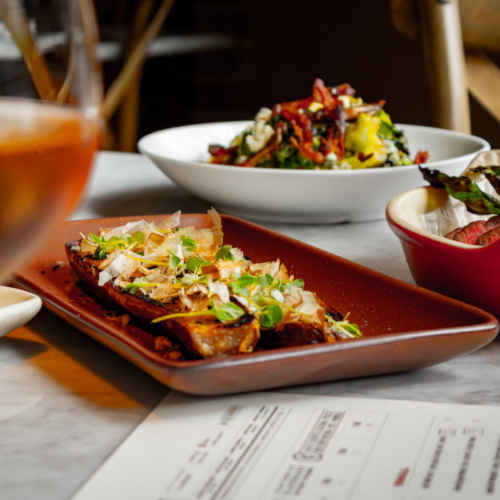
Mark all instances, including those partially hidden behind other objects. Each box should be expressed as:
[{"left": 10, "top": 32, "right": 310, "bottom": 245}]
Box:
[
  {"left": 465, "top": 49, "right": 500, "bottom": 126},
  {"left": 103, "top": 0, "right": 174, "bottom": 120},
  {"left": 117, "top": 0, "right": 155, "bottom": 152},
  {"left": 418, "top": 0, "right": 470, "bottom": 133}
]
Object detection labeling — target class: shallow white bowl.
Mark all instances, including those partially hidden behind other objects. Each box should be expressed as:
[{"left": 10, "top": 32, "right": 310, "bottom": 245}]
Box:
[
  {"left": 0, "top": 286, "right": 42, "bottom": 338},
  {"left": 138, "top": 121, "right": 490, "bottom": 224}
]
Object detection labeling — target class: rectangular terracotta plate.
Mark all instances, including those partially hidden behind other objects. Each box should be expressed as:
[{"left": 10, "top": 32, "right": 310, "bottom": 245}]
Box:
[{"left": 13, "top": 214, "right": 499, "bottom": 395}]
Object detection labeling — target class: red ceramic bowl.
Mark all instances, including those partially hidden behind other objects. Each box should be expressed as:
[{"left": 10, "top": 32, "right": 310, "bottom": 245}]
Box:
[{"left": 386, "top": 185, "right": 500, "bottom": 318}]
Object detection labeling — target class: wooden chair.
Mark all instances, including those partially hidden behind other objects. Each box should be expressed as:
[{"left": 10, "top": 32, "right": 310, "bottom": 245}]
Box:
[
  {"left": 390, "top": 0, "right": 500, "bottom": 134},
  {"left": 0, "top": 0, "right": 175, "bottom": 151},
  {"left": 100, "top": 0, "right": 175, "bottom": 151}
]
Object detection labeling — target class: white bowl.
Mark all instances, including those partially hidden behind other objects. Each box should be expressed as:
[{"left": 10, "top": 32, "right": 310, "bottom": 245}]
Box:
[
  {"left": 0, "top": 286, "right": 42, "bottom": 338},
  {"left": 138, "top": 121, "right": 490, "bottom": 224}
]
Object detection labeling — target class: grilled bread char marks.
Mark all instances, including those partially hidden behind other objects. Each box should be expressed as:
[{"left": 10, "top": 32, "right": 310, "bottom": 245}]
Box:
[{"left": 65, "top": 210, "right": 362, "bottom": 359}]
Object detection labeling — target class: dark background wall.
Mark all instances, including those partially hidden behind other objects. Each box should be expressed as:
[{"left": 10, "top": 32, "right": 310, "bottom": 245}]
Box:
[{"left": 99, "top": 0, "right": 500, "bottom": 149}]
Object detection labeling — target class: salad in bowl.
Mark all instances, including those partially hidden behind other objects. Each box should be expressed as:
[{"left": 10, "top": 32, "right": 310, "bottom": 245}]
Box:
[{"left": 209, "top": 78, "right": 429, "bottom": 170}]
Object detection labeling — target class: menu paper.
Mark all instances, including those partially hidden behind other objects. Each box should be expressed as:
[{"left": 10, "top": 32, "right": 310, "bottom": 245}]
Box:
[{"left": 72, "top": 391, "right": 500, "bottom": 500}]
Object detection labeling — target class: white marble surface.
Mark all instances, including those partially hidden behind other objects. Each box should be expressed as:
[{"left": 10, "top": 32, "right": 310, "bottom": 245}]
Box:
[{"left": 1, "top": 151, "right": 499, "bottom": 500}]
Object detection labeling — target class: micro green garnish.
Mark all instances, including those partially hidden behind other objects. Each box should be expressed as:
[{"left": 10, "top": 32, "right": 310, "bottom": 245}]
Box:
[
  {"left": 226, "top": 272, "right": 305, "bottom": 304},
  {"left": 152, "top": 301, "right": 245, "bottom": 324},
  {"left": 227, "top": 273, "right": 259, "bottom": 296},
  {"left": 93, "top": 246, "right": 106, "bottom": 260},
  {"left": 215, "top": 244, "right": 234, "bottom": 261},
  {"left": 180, "top": 235, "right": 197, "bottom": 252},
  {"left": 259, "top": 303, "right": 284, "bottom": 328},
  {"left": 168, "top": 250, "right": 182, "bottom": 270},
  {"left": 185, "top": 256, "right": 211, "bottom": 272},
  {"left": 284, "top": 278, "right": 304, "bottom": 291},
  {"left": 327, "top": 317, "right": 363, "bottom": 338},
  {"left": 177, "top": 273, "right": 208, "bottom": 287},
  {"left": 124, "top": 277, "right": 153, "bottom": 294},
  {"left": 88, "top": 231, "right": 146, "bottom": 259},
  {"left": 152, "top": 289, "right": 315, "bottom": 329},
  {"left": 231, "top": 271, "right": 325, "bottom": 328}
]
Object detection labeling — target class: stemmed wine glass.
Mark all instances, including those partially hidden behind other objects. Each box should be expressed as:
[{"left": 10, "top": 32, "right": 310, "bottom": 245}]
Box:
[{"left": 0, "top": 0, "right": 102, "bottom": 285}]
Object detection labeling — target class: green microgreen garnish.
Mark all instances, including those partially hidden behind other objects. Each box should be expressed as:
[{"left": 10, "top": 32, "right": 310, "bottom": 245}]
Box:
[
  {"left": 185, "top": 256, "right": 211, "bottom": 272},
  {"left": 284, "top": 278, "right": 304, "bottom": 291},
  {"left": 259, "top": 303, "right": 284, "bottom": 328},
  {"left": 177, "top": 273, "right": 208, "bottom": 287},
  {"left": 180, "top": 235, "right": 197, "bottom": 252},
  {"left": 215, "top": 245, "right": 234, "bottom": 261},
  {"left": 168, "top": 250, "right": 182, "bottom": 270},
  {"left": 124, "top": 277, "right": 152, "bottom": 294},
  {"left": 152, "top": 301, "right": 245, "bottom": 324},
  {"left": 88, "top": 231, "right": 145, "bottom": 259},
  {"left": 327, "top": 317, "right": 363, "bottom": 338},
  {"left": 226, "top": 272, "right": 305, "bottom": 305}
]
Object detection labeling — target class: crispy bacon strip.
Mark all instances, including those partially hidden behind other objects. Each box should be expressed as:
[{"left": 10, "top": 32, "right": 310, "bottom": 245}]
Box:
[
  {"left": 209, "top": 144, "right": 238, "bottom": 165},
  {"left": 413, "top": 149, "right": 430, "bottom": 164},
  {"left": 312, "top": 78, "right": 335, "bottom": 108},
  {"left": 290, "top": 136, "right": 325, "bottom": 164},
  {"left": 209, "top": 79, "right": 388, "bottom": 167},
  {"left": 344, "top": 101, "right": 385, "bottom": 121}
]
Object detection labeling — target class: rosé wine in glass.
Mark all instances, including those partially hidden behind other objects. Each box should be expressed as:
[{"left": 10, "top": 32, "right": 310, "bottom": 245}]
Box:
[{"left": 0, "top": 0, "right": 102, "bottom": 284}]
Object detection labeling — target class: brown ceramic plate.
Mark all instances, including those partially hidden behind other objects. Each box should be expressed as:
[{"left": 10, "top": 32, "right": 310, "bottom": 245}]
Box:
[{"left": 13, "top": 214, "right": 499, "bottom": 395}]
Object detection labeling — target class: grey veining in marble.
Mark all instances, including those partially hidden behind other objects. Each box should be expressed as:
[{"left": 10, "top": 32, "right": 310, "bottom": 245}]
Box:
[{"left": 1, "top": 152, "right": 499, "bottom": 500}]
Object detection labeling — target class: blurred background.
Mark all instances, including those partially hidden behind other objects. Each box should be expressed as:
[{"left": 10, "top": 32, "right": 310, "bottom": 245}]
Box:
[{"left": 95, "top": 0, "right": 500, "bottom": 151}]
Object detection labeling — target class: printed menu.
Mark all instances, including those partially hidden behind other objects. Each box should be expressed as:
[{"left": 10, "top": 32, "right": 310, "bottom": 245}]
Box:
[{"left": 72, "top": 391, "right": 500, "bottom": 500}]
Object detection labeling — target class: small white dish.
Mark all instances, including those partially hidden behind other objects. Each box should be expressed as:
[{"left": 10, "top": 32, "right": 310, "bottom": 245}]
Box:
[
  {"left": 138, "top": 121, "right": 490, "bottom": 224},
  {"left": 0, "top": 286, "right": 42, "bottom": 338}
]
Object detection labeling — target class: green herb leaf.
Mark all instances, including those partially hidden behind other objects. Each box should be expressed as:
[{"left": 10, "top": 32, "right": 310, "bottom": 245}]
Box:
[
  {"left": 259, "top": 303, "right": 284, "bottom": 328},
  {"left": 251, "top": 289, "right": 265, "bottom": 306},
  {"left": 180, "top": 235, "right": 197, "bottom": 252},
  {"left": 87, "top": 231, "right": 146, "bottom": 258},
  {"left": 330, "top": 319, "right": 363, "bottom": 339},
  {"left": 131, "top": 231, "right": 145, "bottom": 245},
  {"left": 89, "top": 233, "right": 105, "bottom": 244},
  {"left": 216, "top": 245, "right": 235, "bottom": 261},
  {"left": 124, "top": 276, "right": 150, "bottom": 295},
  {"left": 180, "top": 274, "right": 199, "bottom": 286},
  {"left": 168, "top": 251, "right": 182, "bottom": 269},
  {"left": 185, "top": 256, "right": 211, "bottom": 272},
  {"left": 283, "top": 278, "right": 304, "bottom": 292},
  {"left": 211, "top": 302, "right": 245, "bottom": 322},
  {"left": 236, "top": 274, "right": 259, "bottom": 287},
  {"left": 91, "top": 247, "right": 105, "bottom": 259},
  {"left": 152, "top": 301, "right": 245, "bottom": 325},
  {"left": 230, "top": 273, "right": 261, "bottom": 296},
  {"left": 261, "top": 274, "right": 274, "bottom": 286}
]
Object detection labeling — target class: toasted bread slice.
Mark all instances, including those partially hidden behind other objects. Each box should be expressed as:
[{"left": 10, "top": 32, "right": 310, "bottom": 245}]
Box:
[{"left": 65, "top": 210, "right": 361, "bottom": 359}]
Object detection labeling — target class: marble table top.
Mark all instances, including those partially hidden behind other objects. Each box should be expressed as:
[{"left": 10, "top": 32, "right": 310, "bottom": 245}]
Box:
[{"left": 1, "top": 151, "right": 499, "bottom": 500}]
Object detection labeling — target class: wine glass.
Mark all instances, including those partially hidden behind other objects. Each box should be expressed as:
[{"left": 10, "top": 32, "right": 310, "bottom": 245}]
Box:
[{"left": 0, "top": 0, "right": 102, "bottom": 285}]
